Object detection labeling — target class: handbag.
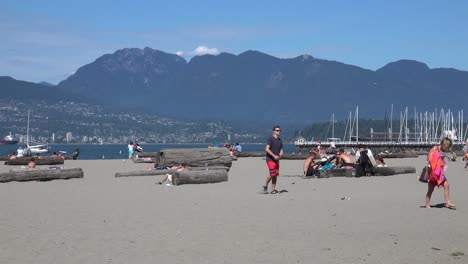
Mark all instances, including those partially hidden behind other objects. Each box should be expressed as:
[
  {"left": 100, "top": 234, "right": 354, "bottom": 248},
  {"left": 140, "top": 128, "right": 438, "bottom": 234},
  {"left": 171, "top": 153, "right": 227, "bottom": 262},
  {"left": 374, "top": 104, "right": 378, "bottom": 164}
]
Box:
[{"left": 419, "top": 164, "right": 431, "bottom": 183}]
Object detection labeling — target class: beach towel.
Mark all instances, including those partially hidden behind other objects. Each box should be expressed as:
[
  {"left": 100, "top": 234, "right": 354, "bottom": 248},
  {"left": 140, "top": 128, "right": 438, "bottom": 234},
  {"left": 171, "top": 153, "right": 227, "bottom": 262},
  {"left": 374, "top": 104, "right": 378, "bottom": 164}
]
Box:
[{"left": 429, "top": 151, "right": 445, "bottom": 186}]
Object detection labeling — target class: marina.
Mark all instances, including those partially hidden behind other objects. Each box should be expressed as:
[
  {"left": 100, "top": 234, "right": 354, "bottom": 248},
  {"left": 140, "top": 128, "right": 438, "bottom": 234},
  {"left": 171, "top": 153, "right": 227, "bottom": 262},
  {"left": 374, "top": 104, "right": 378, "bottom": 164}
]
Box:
[{"left": 295, "top": 106, "right": 467, "bottom": 152}]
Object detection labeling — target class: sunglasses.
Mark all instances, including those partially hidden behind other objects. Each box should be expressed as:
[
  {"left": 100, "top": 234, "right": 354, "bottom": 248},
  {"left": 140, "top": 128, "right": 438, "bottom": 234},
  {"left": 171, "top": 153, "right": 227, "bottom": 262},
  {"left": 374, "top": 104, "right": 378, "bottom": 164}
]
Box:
[{"left": 274, "top": 129, "right": 281, "bottom": 132}]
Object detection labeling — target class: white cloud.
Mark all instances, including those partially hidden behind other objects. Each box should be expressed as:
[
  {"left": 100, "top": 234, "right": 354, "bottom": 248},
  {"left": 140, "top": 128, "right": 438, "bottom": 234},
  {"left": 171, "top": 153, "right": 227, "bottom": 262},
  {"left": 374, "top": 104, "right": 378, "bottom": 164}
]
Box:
[
  {"left": 175, "top": 51, "right": 184, "bottom": 57},
  {"left": 190, "top": 46, "right": 221, "bottom": 56}
]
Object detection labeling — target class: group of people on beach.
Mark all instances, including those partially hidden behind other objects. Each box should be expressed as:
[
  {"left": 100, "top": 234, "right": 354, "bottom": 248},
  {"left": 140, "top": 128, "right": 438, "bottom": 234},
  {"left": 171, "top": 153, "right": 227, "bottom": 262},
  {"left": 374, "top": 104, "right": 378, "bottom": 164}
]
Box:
[
  {"left": 259, "top": 125, "right": 457, "bottom": 209},
  {"left": 208, "top": 142, "right": 242, "bottom": 156},
  {"left": 127, "top": 141, "right": 143, "bottom": 159}
]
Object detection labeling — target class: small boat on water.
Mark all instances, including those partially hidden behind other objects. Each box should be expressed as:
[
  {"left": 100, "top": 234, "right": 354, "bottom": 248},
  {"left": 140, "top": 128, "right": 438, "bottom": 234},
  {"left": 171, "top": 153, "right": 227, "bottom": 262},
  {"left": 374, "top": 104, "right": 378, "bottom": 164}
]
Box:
[
  {"left": 0, "top": 133, "right": 18, "bottom": 145},
  {"left": 26, "top": 110, "right": 51, "bottom": 154},
  {"left": 28, "top": 143, "right": 51, "bottom": 154}
]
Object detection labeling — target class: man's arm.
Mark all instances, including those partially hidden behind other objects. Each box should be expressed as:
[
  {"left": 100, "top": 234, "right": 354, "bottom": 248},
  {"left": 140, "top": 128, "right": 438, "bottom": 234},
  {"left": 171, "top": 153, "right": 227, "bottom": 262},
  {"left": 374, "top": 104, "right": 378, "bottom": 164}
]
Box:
[{"left": 265, "top": 144, "right": 279, "bottom": 160}]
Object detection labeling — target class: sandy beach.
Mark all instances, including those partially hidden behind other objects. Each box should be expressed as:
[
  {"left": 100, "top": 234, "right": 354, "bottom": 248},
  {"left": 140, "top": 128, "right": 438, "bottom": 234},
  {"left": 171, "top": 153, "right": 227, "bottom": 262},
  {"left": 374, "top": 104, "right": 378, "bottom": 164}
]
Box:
[{"left": 1, "top": 156, "right": 467, "bottom": 264}]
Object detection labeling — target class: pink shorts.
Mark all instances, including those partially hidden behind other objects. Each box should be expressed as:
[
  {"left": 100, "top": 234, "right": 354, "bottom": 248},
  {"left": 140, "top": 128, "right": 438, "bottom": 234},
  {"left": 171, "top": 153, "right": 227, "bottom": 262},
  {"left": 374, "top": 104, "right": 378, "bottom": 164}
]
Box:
[{"left": 266, "top": 160, "right": 280, "bottom": 177}]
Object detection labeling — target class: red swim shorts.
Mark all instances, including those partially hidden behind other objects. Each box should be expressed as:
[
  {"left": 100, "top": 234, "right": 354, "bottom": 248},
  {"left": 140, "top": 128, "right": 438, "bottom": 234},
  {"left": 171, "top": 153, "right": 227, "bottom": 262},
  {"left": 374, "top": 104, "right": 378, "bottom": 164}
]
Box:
[{"left": 266, "top": 160, "right": 280, "bottom": 177}]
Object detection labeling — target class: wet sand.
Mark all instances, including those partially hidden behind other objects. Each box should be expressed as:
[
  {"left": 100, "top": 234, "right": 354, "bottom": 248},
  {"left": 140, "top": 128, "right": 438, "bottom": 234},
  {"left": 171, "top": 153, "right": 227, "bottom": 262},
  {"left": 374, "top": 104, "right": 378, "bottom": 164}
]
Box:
[{"left": 1, "top": 156, "right": 467, "bottom": 263}]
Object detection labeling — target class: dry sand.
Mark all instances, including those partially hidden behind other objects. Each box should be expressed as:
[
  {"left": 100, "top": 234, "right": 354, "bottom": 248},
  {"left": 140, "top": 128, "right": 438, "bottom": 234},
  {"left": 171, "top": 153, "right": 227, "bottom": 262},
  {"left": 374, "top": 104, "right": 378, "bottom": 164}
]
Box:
[{"left": 1, "top": 156, "right": 467, "bottom": 264}]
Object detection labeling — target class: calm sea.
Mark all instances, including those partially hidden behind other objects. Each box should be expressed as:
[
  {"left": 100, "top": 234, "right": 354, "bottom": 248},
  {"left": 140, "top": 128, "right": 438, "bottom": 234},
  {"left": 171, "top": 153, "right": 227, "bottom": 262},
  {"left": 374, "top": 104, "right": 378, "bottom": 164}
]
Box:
[{"left": 0, "top": 143, "right": 298, "bottom": 160}]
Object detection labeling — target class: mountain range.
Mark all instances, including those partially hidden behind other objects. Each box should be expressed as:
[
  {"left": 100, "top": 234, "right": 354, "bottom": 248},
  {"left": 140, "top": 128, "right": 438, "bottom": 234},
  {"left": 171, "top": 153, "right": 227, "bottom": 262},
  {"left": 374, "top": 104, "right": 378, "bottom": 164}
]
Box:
[{"left": 2, "top": 47, "right": 468, "bottom": 124}]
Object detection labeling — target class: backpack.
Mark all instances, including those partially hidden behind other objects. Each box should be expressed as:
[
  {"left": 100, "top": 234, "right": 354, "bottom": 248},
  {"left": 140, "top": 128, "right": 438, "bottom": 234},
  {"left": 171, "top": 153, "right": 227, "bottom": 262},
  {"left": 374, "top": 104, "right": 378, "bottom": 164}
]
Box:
[{"left": 356, "top": 150, "right": 375, "bottom": 177}]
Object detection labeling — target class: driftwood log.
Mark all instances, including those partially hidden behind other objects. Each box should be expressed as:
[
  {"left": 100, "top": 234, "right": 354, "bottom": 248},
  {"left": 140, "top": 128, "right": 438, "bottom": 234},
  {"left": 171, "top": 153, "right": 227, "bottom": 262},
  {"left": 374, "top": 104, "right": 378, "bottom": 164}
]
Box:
[
  {"left": 115, "top": 166, "right": 230, "bottom": 177},
  {"left": 132, "top": 157, "right": 156, "bottom": 163},
  {"left": 137, "top": 152, "right": 159, "bottom": 158},
  {"left": 318, "top": 166, "right": 416, "bottom": 178},
  {"left": 236, "top": 152, "right": 315, "bottom": 160},
  {"left": 5, "top": 157, "right": 65, "bottom": 166},
  {"left": 156, "top": 148, "right": 232, "bottom": 169},
  {"left": 281, "top": 154, "right": 311, "bottom": 160},
  {"left": 173, "top": 170, "right": 228, "bottom": 185},
  {"left": 0, "top": 168, "right": 83, "bottom": 183},
  {"left": 236, "top": 152, "right": 264, "bottom": 157},
  {"left": 376, "top": 152, "right": 419, "bottom": 159}
]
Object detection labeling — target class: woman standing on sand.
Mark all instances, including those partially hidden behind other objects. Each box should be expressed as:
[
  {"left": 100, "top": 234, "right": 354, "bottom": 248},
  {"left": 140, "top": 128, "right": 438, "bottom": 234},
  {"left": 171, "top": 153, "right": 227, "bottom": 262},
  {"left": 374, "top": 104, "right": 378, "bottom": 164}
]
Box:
[{"left": 425, "top": 137, "right": 456, "bottom": 209}]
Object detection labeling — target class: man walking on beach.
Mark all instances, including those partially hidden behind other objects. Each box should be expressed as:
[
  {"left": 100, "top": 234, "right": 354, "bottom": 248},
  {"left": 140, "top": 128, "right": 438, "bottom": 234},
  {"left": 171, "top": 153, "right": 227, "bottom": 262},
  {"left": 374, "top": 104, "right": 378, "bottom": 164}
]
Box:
[{"left": 262, "top": 126, "right": 283, "bottom": 194}]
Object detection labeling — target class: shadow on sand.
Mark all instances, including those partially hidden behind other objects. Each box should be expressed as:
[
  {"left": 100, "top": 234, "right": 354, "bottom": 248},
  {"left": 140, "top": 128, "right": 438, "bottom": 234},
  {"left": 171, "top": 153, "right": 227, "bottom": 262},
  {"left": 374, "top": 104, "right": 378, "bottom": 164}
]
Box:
[{"left": 420, "top": 203, "right": 456, "bottom": 209}]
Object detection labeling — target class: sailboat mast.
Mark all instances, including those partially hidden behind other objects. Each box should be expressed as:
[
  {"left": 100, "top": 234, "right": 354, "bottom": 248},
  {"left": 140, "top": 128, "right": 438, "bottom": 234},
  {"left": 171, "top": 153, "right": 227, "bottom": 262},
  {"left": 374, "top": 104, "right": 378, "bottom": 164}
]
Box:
[
  {"left": 26, "top": 110, "right": 30, "bottom": 145},
  {"left": 332, "top": 113, "right": 335, "bottom": 139}
]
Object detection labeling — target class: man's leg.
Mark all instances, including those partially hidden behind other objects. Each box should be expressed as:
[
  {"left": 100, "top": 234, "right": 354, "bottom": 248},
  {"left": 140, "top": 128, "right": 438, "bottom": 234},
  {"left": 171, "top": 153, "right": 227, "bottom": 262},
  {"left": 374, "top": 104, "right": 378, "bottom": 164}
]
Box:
[
  {"left": 271, "top": 162, "right": 279, "bottom": 192},
  {"left": 264, "top": 176, "right": 272, "bottom": 189}
]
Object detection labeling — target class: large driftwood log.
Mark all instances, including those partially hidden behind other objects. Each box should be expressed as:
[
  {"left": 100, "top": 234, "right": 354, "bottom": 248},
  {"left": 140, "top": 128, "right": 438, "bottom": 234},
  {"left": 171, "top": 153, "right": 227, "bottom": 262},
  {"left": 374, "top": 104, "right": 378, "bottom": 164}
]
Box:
[
  {"left": 132, "top": 157, "right": 156, "bottom": 163},
  {"left": 318, "top": 166, "right": 416, "bottom": 178},
  {"left": 376, "top": 152, "right": 419, "bottom": 159},
  {"left": 137, "top": 152, "right": 159, "bottom": 158},
  {"left": 173, "top": 170, "right": 228, "bottom": 185},
  {"left": 115, "top": 166, "right": 230, "bottom": 177},
  {"left": 236, "top": 152, "right": 314, "bottom": 160},
  {"left": 157, "top": 148, "right": 232, "bottom": 168},
  {"left": 5, "top": 157, "right": 65, "bottom": 166},
  {"left": 281, "top": 154, "right": 311, "bottom": 160},
  {"left": 236, "top": 152, "right": 264, "bottom": 157},
  {"left": 0, "top": 168, "right": 83, "bottom": 183},
  {"left": 374, "top": 166, "right": 416, "bottom": 176}
]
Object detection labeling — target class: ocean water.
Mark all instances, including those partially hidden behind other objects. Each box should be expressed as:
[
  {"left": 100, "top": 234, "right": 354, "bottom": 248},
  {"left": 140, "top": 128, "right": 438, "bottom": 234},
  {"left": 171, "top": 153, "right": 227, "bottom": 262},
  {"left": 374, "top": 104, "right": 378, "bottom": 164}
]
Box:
[{"left": 0, "top": 143, "right": 298, "bottom": 160}]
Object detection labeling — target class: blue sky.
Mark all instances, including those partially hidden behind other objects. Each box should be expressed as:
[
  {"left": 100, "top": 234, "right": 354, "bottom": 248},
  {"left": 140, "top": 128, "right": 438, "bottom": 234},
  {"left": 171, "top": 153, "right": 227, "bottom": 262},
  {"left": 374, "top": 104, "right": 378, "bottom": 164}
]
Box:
[{"left": 1, "top": 0, "right": 467, "bottom": 84}]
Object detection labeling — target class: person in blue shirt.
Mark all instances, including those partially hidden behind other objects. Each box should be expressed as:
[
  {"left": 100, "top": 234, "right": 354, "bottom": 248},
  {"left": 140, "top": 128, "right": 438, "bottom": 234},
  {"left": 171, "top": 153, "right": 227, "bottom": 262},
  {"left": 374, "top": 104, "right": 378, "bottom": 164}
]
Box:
[{"left": 234, "top": 143, "right": 242, "bottom": 153}]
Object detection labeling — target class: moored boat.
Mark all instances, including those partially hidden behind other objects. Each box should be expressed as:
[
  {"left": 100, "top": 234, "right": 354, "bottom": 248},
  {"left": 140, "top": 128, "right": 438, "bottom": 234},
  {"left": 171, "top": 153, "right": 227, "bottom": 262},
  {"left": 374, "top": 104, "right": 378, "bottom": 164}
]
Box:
[{"left": 0, "top": 133, "right": 18, "bottom": 145}]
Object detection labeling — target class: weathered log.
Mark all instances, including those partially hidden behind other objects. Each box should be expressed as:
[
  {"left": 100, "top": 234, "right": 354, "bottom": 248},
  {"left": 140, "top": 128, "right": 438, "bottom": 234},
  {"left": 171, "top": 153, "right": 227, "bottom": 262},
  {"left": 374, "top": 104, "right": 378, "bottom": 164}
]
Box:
[
  {"left": 236, "top": 152, "right": 264, "bottom": 157},
  {"left": 281, "top": 154, "right": 311, "bottom": 160},
  {"left": 373, "top": 166, "right": 416, "bottom": 176},
  {"left": 132, "top": 157, "right": 156, "bottom": 163},
  {"left": 115, "top": 166, "right": 230, "bottom": 177},
  {"left": 0, "top": 168, "right": 83, "bottom": 183},
  {"left": 237, "top": 152, "right": 313, "bottom": 160},
  {"left": 173, "top": 170, "right": 228, "bottom": 185},
  {"left": 318, "top": 166, "right": 416, "bottom": 178},
  {"left": 5, "top": 157, "right": 65, "bottom": 166},
  {"left": 157, "top": 148, "right": 232, "bottom": 168},
  {"left": 376, "top": 152, "right": 418, "bottom": 159},
  {"left": 137, "top": 152, "right": 159, "bottom": 158}
]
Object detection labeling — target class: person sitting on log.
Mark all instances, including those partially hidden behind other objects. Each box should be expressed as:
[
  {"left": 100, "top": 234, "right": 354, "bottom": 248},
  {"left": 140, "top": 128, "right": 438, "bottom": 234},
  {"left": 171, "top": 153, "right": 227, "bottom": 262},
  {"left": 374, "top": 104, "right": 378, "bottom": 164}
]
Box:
[
  {"left": 335, "top": 149, "right": 354, "bottom": 168},
  {"left": 376, "top": 157, "right": 387, "bottom": 167},
  {"left": 28, "top": 158, "right": 36, "bottom": 169},
  {"left": 304, "top": 157, "right": 333, "bottom": 176},
  {"left": 355, "top": 144, "right": 376, "bottom": 177},
  {"left": 51, "top": 152, "right": 57, "bottom": 158},
  {"left": 8, "top": 152, "right": 17, "bottom": 160},
  {"left": 303, "top": 156, "right": 318, "bottom": 176},
  {"left": 158, "top": 161, "right": 189, "bottom": 186}
]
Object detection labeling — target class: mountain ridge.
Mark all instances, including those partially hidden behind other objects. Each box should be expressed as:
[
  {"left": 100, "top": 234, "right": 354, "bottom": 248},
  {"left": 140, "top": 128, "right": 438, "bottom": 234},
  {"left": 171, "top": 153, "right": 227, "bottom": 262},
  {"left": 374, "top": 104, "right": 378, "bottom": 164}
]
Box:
[{"left": 4, "top": 47, "right": 467, "bottom": 123}]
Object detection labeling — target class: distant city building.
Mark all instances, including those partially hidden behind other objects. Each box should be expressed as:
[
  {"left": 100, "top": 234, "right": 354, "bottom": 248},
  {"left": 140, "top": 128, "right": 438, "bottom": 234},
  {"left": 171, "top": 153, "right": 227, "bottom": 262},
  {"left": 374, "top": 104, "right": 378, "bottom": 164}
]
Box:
[{"left": 66, "top": 132, "right": 73, "bottom": 142}]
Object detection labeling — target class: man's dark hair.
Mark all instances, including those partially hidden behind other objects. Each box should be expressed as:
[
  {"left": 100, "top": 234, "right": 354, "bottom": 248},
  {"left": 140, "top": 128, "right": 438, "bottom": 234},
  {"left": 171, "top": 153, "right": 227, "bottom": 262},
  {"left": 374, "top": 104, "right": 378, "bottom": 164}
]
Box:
[
  {"left": 273, "top": 125, "right": 281, "bottom": 131},
  {"left": 358, "top": 144, "right": 366, "bottom": 149},
  {"left": 339, "top": 148, "right": 345, "bottom": 153}
]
